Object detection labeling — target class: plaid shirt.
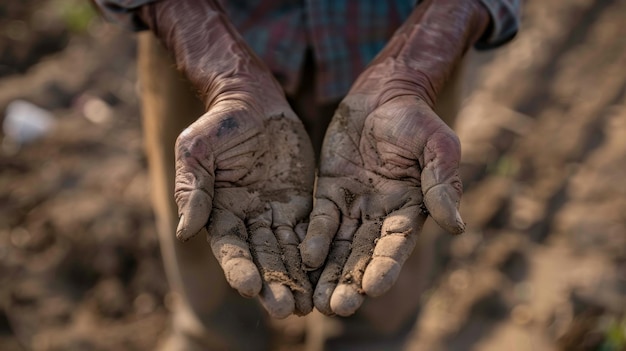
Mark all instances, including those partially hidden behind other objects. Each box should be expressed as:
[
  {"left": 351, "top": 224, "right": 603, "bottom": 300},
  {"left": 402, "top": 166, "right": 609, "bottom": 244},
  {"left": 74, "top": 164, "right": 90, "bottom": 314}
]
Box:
[{"left": 94, "top": 0, "right": 521, "bottom": 101}]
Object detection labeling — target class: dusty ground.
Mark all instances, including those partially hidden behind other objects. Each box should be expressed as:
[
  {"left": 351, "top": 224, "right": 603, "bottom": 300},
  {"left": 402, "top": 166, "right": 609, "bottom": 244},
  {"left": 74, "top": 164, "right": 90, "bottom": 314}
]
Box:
[{"left": 0, "top": 0, "right": 624, "bottom": 350}]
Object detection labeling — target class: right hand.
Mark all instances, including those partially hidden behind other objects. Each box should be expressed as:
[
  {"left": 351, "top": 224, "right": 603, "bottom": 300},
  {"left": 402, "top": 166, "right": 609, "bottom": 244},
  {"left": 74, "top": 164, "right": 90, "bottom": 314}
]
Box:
[
  {"left": 173, "top": 75, "right": 316, "bottom": 319},
  {"left": 300, "top": 61, "right": 465, "bottom": 316}
]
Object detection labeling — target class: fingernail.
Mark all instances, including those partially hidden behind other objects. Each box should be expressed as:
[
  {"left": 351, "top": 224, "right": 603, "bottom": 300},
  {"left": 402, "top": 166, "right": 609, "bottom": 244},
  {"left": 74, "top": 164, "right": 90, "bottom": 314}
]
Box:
[
  {"left": 424, "top": 184, "right": 465, "bottom": 235},
  {"left": 454, "top": 209, "right": 466, "bottom": 234},
  {"left": 176, "top": 214, "right": 187, "bottom": 241}
]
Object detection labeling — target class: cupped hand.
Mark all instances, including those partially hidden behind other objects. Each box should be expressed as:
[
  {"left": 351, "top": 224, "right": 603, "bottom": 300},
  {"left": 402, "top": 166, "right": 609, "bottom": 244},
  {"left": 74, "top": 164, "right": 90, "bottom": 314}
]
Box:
[
  {"left": 300, "top": 61, "right": 465, "bottom": 316},
  {"left": 173, "top": 86, "right": 316, "bottom": 319}
]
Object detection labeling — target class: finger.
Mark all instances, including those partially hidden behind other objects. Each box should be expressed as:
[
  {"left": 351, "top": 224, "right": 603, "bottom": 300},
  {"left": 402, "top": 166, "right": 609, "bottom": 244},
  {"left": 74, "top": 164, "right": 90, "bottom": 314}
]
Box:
[
  {"left": 259, "top": 282, "right": 295, "bottom": 320},
  {"left": 300, "top": 198, "right": 340, "bottom": 270},
  {"left": 313, "top": 217, "right": 359, "bottom": 315},
  {"left": 294, "top": 222, "right": 308, "bottom": 242},
  {"left": 330, "top": 219, "right": 381, "bottom": 317},
  {"left": 174, "top": 138, "right": 215, "bottom": 241},
  {"left": 274, "top": 224, "right": 313, "bottom": 315},
  {"left": 249, "top": 215, "right": 295, "bottom": 318},
  {"left": 423, "top": 184, "right": 465, "bottom": 234},
  {"left": 207, "top": 209, "right": 261, "bottom": 298},
  {"left": 421, "top": 130, "right": 465, "bottom": 234},
  {"left": 269, "top": 196, "right": 313, "bottom": 315},
  {"left": 308, "top": 267, "right": 323, "bottom": 288},
  {"left": 362, "top": 206, "right": 425, "bottom": 297},
  {"left": 313, "top": 241, "right": 351, "bottom": 316},
  {"left": 176, "top": 190, "right": 212, "bottom": 241}
]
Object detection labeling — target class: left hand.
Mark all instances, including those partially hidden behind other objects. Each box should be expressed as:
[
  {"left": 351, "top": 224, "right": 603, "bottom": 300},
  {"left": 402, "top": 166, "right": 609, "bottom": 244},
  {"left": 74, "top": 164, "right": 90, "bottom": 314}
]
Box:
[{"left": 300, "top": 60, "right": 465, "bottom": 316}]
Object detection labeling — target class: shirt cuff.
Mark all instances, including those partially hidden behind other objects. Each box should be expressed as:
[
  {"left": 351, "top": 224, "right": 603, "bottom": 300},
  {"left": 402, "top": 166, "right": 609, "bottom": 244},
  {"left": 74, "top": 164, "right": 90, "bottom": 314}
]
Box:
[
  {"left": 475, "top": 0, "right": 521, "bottom": 50},
  {"left": 92, "top": 0, "right": 158, "bottom": 31}
]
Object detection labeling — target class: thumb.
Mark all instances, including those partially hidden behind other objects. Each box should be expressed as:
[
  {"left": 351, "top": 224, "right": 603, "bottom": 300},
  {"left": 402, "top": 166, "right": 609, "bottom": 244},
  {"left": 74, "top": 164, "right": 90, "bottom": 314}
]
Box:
[
  {"left": 174, "top": 135, "right": 215, "bottom": 241},
  {"left": 176, "top": 188, "right": 213, "bottom": 241},
  {"left": 420, "top": 129, "right": 465, "bottom": 234}
]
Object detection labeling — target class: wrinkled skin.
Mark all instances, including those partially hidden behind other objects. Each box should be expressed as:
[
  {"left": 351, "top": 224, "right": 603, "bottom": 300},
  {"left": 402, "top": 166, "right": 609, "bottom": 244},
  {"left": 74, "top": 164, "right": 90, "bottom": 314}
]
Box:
[
  {"left": 137, "top": 0, "right": 317, "bottom": 319},
  {"left": 138, "top": 0, "right": 489, "bottom": 320},
  {"left": 301, "top": 60, "right": 465, "bottom": 316},
  {"left": 173, "top": 85, "right": 316, "bottom": 318}
]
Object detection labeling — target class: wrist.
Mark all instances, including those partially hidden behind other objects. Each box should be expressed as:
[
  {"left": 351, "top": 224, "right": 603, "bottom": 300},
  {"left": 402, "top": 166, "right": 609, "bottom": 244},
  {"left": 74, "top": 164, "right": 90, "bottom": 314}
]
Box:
[
  {"left": 200, "top": 69, "right": 285, "bottom": 112},
  {"left": 466, "top": 0, "right": 492, "bottom": 45},
  {"left": 396, "top": 0, "right": 490, "bottom": 59},
  {"left": 351, "top": 61, "right": 437, "bottom": 108},
  {"left": 364, "top": 0, "right": 490, "bottom": 108},
  {"left": 206, "top": 73, "right": 290, "bottom": 118},
  {"left": 137, "top": 0, "right": 280, "bottom": 110}
]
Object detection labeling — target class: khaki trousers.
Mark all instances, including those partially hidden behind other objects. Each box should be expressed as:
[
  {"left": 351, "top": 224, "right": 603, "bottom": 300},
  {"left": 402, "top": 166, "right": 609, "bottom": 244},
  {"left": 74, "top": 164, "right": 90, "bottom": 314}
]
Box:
[{"left": 137, "top": 32, "right": 462, "bottom": 351}]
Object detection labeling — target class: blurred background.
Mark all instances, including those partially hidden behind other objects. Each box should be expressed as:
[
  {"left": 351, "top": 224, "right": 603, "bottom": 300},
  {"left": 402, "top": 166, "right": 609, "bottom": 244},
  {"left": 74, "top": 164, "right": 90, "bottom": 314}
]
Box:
[{"left": 0, "top": 0, "right": 624, "bottom": 350}]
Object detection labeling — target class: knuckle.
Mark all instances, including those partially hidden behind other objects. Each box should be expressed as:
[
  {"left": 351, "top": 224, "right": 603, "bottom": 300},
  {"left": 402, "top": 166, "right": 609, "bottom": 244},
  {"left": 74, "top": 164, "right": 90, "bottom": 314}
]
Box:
[
  {"left": 433, "top": 127, "right": 460, "bottom": 149},
  {"left": 176, "top": 133, "right": 208, "bottom": 160}
]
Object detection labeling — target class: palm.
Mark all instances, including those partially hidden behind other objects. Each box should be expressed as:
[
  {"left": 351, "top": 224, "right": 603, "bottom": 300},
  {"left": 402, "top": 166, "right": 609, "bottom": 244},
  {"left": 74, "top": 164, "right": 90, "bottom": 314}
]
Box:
[
  {"left": 302, "top": 94, "right": 464, "bottom": 316},
  {"left": 174, "top": 100, "right": 315, "bottom": 318}
]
